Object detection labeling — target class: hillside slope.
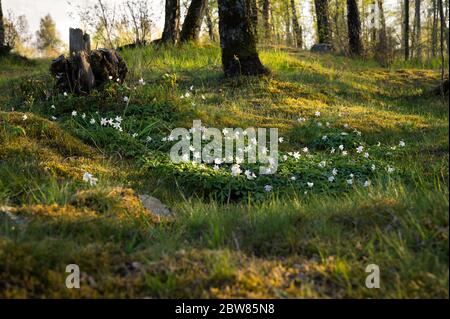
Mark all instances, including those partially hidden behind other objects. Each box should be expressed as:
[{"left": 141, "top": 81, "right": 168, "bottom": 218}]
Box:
[{"left": 0, "top": 46, "right": 448, "bottom": 298}]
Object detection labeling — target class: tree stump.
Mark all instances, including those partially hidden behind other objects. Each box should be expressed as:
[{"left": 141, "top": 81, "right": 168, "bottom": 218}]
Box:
[
  {"left": 69, "top": 28, "right": 91, "bottom": 56},
  {"left": 50, "top": 28, "right": 124, "bottom": 95},
  {"left": 50, "top": 49, "right": 127, "bottom": 95}
]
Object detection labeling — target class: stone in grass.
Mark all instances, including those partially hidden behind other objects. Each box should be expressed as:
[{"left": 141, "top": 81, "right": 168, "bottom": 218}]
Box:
[
  {"left": 310, "top": 43, "right": 333, "bottom": 53},
  {"left": 0, "top": 206, "right": 26, "bottom": 226},
  {"left": 139, "top": 195, "right": 172, "bottom": 217}
]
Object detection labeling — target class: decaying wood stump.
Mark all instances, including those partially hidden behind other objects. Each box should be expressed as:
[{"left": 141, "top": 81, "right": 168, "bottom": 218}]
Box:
[
  {"left": 90, "top": 49, "right": 128, "bottom": 87},
  {"left": 69, "top": 28, "right": 91, "bottom": 55},
  {"left": 50, "top": 28, "right": 127, "bottom": 94},
  {"left": 50, "top": 49, "right": 128, "bottom": 95}
]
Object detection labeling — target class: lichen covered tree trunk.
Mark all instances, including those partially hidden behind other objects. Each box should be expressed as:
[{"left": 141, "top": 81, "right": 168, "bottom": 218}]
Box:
[
  {"left": 314, "top": 0, "right": 331, "bottom": 44},
  {"left": 347, "top": 0, "right": 363, "bottom": 56},
  {"left": 217, "top": 0, "right": 270, "bottom": 76},
  {"left": 180, "top": 0, "right": 207, "bottom": 42},
  {"left": 161, "top": 0, "right": 180, "bottom": 44}
]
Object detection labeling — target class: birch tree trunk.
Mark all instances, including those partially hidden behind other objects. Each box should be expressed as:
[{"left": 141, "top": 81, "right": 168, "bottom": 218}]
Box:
[{"left": 217, "top": 0, "right": 270, "bottom": 76}]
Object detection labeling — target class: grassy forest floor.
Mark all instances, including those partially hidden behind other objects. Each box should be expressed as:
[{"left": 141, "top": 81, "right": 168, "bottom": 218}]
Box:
[{"left": 0, "top": 44, "right": 448, "bottom": 298}]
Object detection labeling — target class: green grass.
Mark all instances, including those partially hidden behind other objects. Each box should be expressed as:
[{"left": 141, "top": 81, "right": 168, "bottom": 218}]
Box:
[{"left": 0, "top": 43, "right": 448, "bottom": 298}]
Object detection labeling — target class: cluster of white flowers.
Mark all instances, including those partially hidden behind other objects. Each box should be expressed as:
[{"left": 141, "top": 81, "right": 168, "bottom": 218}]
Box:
[
  {"left": 155, "top": 109, "right": 407, "bottom": 194},
  {"left": 82, "top": 172, "right": 98, "bottom": 186},
  {"left": 100, "top": 116, "right": 123, "bottom": 132}
]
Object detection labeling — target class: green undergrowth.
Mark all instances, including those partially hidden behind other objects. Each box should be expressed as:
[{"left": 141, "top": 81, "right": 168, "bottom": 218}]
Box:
[{"left": 0, "top": 43, "right": 448, "bottom": 298}]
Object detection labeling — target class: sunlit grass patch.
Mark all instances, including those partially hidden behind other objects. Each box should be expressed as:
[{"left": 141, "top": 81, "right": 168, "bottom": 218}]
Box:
[{"left": 0, "top": 44, "right": 448, "bottom": 298}]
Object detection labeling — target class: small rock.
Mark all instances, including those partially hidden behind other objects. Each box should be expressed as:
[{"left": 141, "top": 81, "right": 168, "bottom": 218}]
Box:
[
  {"left": 311, "top": 43, "right": 333, "bottom": 53},
  {"left": 0, "top": 206, "right": 26, "bottom": 226},
  {"left": 139, "top": 195, "right": 172, "bottom": 217}
]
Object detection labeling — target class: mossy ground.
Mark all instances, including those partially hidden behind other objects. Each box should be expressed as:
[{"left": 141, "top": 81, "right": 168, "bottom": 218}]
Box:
[{"left": 0, "top": 44, "right": 448, "bottom": 298}]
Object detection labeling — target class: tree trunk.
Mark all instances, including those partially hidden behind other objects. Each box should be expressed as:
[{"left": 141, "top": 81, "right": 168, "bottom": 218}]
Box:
[
  {"left": 314, "top": 0, "right": 331, "bottom": 44},
  {"left": 180, "top": 0, "right": 207, "bottom": 42},
  {"left": 443, "top": 0, "right": 450, "bottom": 56},
  {"left": 370, "top": 1, "right": 377, "bottom": 43},
  {"left": 290, "top": 0, "right": 302, "bottom": 48},
  {"left": 375, "top": 0, "right": 389, "bottom": 66},
  {"left": 0, "top": 0, "right": 6, "bottom": 55},
  {"left": 432, "top": 0, "right": 438, "bottom": 57},
  {"left": 285, "top": 1, "right": 292, "bottom": 46},
  {"left": 262, "top": 0, "right": 271, "bottom": 40},
  {"left": 331, "top": 0, "right": 345, "bottom": 53},
  {"left": 161, "top": 0, "right": 180, "bottom": 44},
  {"left": 404, "top": 0, "right": 410, "bottom": 60},
  {"left": 347, "top": 0, "right": 363, "bottom": 56},
  {"left": 438, "top": 0, "right": 447, "bottom": 96},
  {"left": 205, "top": 1, "right": 217, "bottom": 42},
  {"left": 217, "top": 0, "right": 269, "bottom": 76},
  {"left": 413, "top": 0, "right": 421, "bottom": 59},
  {"left": 248, "top": 0, "right": 258, "bottom": 40}
]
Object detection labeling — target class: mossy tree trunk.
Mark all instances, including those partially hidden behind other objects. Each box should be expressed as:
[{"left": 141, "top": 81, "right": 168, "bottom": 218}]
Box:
[
  {"left": 347, "top": 0, "right": 363, "bottom": 56},
  {"left": 180, "top": 0, "right": 207, "bottom": 42},
  {"left": 217, "top": 0, "right": 270, "bottom": 76},
  {"left": 314, "top": 0, "right": 331, "bottom": 44},
  {"left": 161, "top": 0, "right": 180, "bottom": 44}
]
